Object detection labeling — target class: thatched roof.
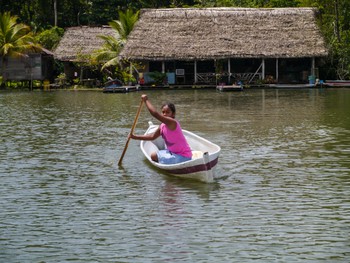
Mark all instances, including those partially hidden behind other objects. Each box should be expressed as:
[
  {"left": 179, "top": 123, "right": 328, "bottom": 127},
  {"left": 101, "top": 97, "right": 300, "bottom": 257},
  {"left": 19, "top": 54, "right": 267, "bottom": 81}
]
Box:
[
  {"left": 120, "top": 8, "right": 328, "bottom": 61},
  {"left": 54, "top": 26, "right": 115, "bottom": 61}
]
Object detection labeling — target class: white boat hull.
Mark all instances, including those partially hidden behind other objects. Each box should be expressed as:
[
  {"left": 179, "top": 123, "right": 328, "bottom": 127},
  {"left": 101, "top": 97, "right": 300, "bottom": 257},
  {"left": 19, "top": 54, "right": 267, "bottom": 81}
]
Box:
[
  {"left": 140, "top": 122, "right": 221, "bottom": 183},
  {"left": 324, "top": 80, "right": 350, "bottom": 87},
  {"left": 216, "top": 84, "right": 243, "bottom": 92},
  {"left": 268, "top": 83, "right": 316, "bottom": 88}
]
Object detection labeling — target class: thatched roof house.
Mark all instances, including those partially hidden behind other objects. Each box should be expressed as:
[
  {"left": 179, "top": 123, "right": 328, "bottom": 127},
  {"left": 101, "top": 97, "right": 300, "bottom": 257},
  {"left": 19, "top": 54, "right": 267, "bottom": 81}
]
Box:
[
  {"left": 120, "top": 8, "right": 329, "bottom": 85},
  {"left": 120, "top": 7, "right": 328, "bottom": 61},
  {"left": 53, "top": 8, "right": 329, "bottom": 85},
  {"left": 54, "top": 26, "right": 115, "bottom": 62},
  {"left": 0, "top": 48, "right": 54, "bottom": 81},
  {"left": 54, "top": 26, "right": 116, "bottom": 81}
]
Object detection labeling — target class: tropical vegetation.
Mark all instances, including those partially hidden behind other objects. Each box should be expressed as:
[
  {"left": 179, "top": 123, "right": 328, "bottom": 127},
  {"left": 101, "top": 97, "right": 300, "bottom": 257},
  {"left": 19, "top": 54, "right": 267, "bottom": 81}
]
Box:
[
  {"left": 0, "top": 12, "right": 42, "bottom": 84},
  {"left": 0, "top": 0, "right": 350, "bottom": 85},
  {"left": 92, "top": 9, "right": 139, "bottom": 83}
]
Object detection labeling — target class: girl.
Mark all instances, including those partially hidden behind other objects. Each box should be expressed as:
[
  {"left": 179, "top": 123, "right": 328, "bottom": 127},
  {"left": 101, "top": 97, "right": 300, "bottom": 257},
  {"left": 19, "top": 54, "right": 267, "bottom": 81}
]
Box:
[{"left": 130, "top": 94, "right": 192, "bottom": 164}]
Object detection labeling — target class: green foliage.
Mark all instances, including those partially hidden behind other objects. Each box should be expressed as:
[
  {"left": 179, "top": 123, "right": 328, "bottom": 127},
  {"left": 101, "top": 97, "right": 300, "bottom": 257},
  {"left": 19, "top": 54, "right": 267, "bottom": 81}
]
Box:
[
  {"left": 0, "top": 12, "right": 42, "bottom": 81},
  {"left": 308, "top": 0, "right": 350, "bottom": 79},
  {"left": 266, "top": 0, "right": 299, "bottom": 7},
  {"left": 120, "top": 70, "right": 136, "bottom": 85},
  {"left": 56, "top": 73, "right": 68, "bottom": 85},
  {"left": 54, "top": 60, "right": 65, "bottom": 76},
  {"left": 330, "top": 32, "right": 350, "bottom": 79},
  {"left": 57, "top": 73, "right": 66, "bottom": 80},
  {"left": 148, "top": 71, "right": 167, "bottom": 85},
  {"left": 101, "top": 64, "right": 136, "bottom": 85},
  {"left": 1, "top": 0, "right": 350, "bottom": 80},
  {"left": 92, "top": 35, "right": 123, "bottom": 69},
  {"left": 0, "top": 12, "right": 41, "bottom": 57},
  {"left": 109, "top": 9, "right": 140, "bottom": 43},
  {"left": 36, "top": 27, "right": 64, "bottom": 50},
  {"left": 92, "top": 9, "right": 139, "bottom": 72}
]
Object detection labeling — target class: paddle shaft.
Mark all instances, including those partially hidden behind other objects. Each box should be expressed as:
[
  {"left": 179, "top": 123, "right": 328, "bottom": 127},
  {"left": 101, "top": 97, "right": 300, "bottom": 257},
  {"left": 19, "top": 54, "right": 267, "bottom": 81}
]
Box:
[{"left": 118, "top": 99, "right": 143, "bottom": 166}]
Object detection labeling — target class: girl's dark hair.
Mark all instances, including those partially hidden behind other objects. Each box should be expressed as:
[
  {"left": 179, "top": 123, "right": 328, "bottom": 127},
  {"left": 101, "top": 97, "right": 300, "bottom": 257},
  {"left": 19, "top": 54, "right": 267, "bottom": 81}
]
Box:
[{"left": 161, "top": 102, "right": 176, "bottom": 113}]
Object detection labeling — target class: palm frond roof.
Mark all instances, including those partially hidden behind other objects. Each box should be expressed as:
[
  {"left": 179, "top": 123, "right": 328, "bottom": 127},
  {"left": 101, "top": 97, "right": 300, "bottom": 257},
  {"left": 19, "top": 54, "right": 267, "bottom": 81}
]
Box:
[
  {"left": 54, "top": 26, "right": 115, "bottom": 61},
  {"left": 120, "top": 7, "right": 328, "bottom": 61}
]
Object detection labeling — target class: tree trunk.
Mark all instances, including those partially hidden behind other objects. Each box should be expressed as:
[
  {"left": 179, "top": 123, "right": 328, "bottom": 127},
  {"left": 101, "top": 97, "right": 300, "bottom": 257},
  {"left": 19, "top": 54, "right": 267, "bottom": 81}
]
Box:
[
  {"left": 335, "top": 0, "right": 341, "bottom": 42},
  {"left": 54, "top": 0, "right": 57, "bottom": 27}
]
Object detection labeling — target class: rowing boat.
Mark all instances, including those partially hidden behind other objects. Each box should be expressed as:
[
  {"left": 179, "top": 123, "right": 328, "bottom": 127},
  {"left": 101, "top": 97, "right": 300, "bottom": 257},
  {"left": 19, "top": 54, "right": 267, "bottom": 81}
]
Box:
[
  {"left": 268, "top": 83, "right": 316, "bottom": 89},
  {"left": 103, "top": 78, "right": 140, "bottom": 93},
  {"left": 323, "top": 80, "right": 350, "bottom": 87},
  {"left": 140, "top": 121, "right": 221, "bottom": 183},
  {"left": 216, "top": 84, "right": 243, "bottom": 92}
]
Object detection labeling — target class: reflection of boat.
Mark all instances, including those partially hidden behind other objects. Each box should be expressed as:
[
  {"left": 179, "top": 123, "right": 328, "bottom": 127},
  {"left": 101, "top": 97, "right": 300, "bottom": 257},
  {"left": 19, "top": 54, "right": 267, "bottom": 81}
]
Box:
[
  {"left": 268, "top": 83, "right": 316, "bottom": 89},
  {"left": 162, "top": 179, "right": 221, "bottom": 200},
  {"left": 323, "top": 80, "right": 350, "bottom": 87},
  {"left": 103, "top": 78, "right": 140, "bottom": 93},
  {"left": 140, "top": 122, "right": 221, "bottom": 183},
  {"left": 216, "top": 84, "right": 243, "bottom": 92}
]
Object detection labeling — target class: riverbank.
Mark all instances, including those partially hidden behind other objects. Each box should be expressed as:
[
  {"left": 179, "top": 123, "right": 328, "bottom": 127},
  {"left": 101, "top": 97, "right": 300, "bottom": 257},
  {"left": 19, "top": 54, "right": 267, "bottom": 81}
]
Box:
[{"left": 2, "top": 82, "right": 350, "bottom": 92}]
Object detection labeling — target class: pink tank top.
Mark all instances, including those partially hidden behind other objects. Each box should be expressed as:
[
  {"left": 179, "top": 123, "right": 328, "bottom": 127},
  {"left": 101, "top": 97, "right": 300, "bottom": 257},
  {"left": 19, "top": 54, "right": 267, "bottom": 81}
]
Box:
[{"left": 160, "top": 121, "right": 192, "bottom": 158}]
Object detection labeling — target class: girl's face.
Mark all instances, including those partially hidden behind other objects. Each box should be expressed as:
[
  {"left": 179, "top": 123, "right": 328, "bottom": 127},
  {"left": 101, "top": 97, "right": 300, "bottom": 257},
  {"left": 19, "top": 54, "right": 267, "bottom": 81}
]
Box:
[{"left": 161, "top": 105, "right": 175, "bottom": 118}]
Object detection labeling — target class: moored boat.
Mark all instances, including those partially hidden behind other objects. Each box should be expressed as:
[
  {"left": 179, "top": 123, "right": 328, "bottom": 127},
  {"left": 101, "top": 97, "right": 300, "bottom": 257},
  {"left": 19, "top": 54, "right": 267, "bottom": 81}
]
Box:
[
  {"left": 104, "top": 85, "right": 140, "bottom": 93},
  {"left": 268, "top": 83, "right": 316, "bottom": 89},
  {"left": 140, "top": 122, "right": 221, "bottom": 183},
  {"left": 103, "top": 78, "right": 140, "bottom": 93},
  {"left": 323, "top": 80, "right": 350, "bottom": 87},
  {"left": 216, "top": 84, "right": 243, "bottom": 92}
]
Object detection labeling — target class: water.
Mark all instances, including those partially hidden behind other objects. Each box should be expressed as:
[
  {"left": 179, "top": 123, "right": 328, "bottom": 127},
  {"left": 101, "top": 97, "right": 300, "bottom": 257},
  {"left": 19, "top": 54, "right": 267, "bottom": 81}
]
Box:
[{"left": 1, "top": 88, "right": 349, "bottom": 262}]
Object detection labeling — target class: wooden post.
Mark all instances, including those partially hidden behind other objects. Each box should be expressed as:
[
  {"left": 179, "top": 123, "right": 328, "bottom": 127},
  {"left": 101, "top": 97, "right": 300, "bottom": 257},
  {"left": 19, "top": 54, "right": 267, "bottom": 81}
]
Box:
[
  {"left": 276, "top": 58, "right": 279, "bottom": 82},
  {"left": 80, "top": 67, "right": 83, "bottom": 83},
  {"left": 311, "top": 57, "right": 315, "bottom": 76},
  {"left": 228, "top": 58, "right": 231, "bottom": 84},
  {"left": 194, "top": 60, "right": 197, "bottom": 84},
  {"left": 262, "top": 58, "right": 265, "bottom": 80}
]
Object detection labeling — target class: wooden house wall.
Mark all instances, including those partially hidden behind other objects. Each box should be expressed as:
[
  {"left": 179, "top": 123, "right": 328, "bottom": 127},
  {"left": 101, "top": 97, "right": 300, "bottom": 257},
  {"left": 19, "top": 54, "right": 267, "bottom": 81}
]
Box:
[{"left": 0, "top": 54, "right": 54, "bottom": 81}]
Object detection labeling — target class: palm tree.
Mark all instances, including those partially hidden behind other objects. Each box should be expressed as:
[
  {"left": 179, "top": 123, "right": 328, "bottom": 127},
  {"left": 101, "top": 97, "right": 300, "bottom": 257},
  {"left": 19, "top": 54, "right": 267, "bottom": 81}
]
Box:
[
  {"left": 93, "top": 34, "right": 124, "bottom": 71},
  {"left": 109, "top": 9, "right": 140, "bottom": 45},
  {"left": 93, "top": 9, "right": 139, "bottom": 71},
  {"left": 0, "top": 12, "right": 42, "bottom": 82}
]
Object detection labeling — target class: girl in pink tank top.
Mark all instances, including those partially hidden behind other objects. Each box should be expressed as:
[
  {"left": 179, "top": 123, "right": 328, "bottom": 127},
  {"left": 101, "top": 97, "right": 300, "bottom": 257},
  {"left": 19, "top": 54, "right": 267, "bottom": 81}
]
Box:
[
  {"left": 160, "top": 121, "right": 192, "bottom": 158},
  {"left": 130, "top": 94, "right": 192, "bottom": 164}
]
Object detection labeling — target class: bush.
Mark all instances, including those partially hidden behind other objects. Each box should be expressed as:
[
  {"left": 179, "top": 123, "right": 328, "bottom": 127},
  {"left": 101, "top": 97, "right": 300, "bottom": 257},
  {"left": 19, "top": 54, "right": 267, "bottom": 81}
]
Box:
[
  {"left": 148, "top": 71, "right": 167, "bottom": 85},
  {"left": 36, "top": 27, "right": 64, "bottom": 50}
]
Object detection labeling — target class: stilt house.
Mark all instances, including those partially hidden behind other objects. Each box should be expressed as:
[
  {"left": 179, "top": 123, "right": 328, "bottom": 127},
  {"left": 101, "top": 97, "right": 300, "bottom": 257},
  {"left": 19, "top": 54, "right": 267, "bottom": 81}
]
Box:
[
  {"left": 120, "top": 8, "right": 329, "bottom": 86},
  {"left": 0, "top": 49, "right": 54, "bottom": 82},
  {"left": 54, "top": 26, "right": 116, "bottom": 81}
]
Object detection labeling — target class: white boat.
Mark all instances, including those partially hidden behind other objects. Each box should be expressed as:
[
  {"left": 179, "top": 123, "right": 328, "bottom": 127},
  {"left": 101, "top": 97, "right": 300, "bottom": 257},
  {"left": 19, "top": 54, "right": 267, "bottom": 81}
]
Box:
[
  {"left": 268, "top": 83, "right": 316, "bottom": 89},
  {"left": 323, "top": 80, "right": 350, "bottom": 87},
  {"left": 103, "top": 78, "right": 140, "bottom": 93},
  {"left": 140, "top": 122, "right": 221, "bottom": 183},
  {"left": 216, "top": 84, "right": 243, "bottom": 92}
]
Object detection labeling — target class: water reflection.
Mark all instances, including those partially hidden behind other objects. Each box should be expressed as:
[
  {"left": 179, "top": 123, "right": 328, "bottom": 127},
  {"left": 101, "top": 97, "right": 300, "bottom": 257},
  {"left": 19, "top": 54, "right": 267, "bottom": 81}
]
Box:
[{"left": 0, "top": 89, "right": 349, "bottom": 262}]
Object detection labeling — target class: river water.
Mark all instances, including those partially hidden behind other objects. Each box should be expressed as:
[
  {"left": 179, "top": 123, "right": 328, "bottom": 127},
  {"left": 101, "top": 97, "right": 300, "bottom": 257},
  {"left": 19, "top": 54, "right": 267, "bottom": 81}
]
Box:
[{"left": 1, "top": 88, "right": 349, "bottom": 262}]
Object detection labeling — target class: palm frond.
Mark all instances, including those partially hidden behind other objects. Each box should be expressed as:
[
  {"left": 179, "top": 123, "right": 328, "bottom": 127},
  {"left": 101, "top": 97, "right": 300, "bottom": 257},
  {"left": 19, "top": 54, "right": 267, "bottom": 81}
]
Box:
[
  {"left": 0, "top": 12, "right": 41, "bottom": 57},
  {"left": 101, "top": 57, "right": 120, "bottom": 70}
]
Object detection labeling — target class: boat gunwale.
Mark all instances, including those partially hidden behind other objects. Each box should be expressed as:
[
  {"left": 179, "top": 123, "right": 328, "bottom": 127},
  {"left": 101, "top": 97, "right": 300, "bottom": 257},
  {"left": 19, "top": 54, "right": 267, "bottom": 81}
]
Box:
[{"left": 140, "top": 123, "right": 220, "bottom": 170}]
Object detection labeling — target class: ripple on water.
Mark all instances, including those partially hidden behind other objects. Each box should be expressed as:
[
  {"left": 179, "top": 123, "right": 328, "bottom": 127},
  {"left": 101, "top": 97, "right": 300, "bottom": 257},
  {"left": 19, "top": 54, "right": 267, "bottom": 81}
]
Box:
[{"left": 1, "top": 90, "right": 350, "bottom": 262}]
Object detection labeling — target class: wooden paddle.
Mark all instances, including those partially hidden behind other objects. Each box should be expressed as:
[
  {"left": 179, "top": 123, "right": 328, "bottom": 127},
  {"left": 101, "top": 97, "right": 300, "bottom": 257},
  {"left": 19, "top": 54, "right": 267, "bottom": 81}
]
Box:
[{"left": 118, "top": 99, "right": 143, "bottom": 166}]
